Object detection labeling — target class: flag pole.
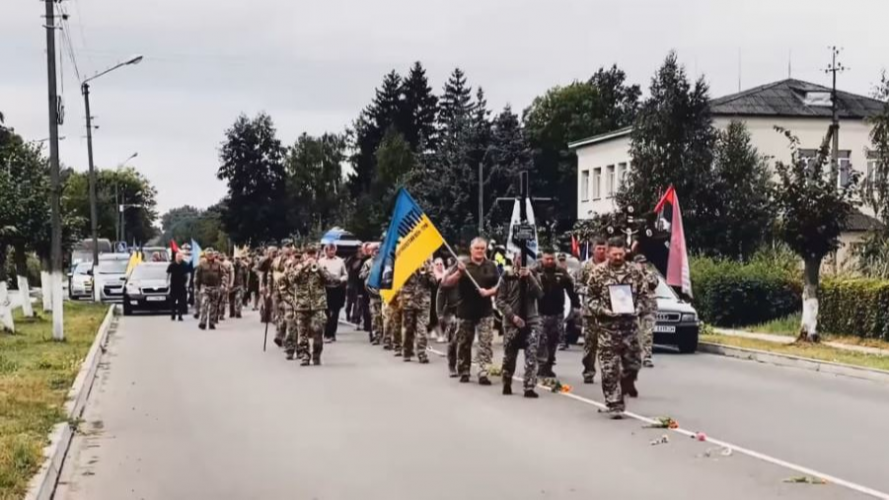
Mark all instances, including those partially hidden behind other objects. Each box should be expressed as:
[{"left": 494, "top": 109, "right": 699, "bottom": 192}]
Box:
[{"left": 440, "top": 241, "right": 483, "bottom": 291}]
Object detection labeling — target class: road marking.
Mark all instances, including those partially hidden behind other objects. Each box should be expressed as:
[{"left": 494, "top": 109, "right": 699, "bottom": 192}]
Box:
[{"left": 425, "top": 346, "right": 889, "bottom": 500}]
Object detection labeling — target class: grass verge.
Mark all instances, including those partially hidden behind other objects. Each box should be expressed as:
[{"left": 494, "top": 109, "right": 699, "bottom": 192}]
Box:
[
  {"left": 701, "top": 333, "right": 889, "bottom": 372},
  {"left": 741, "top": 313, "right": 889, "bottom": 352},
  {"left": 0, "top": 302, "right": 107, "bottom": 500}
]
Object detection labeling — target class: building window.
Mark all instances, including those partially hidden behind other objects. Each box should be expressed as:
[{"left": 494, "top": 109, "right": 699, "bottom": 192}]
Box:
[
  {"left": 798, "top": 148, "right": 851, "bottom": 186},
  {"left": 606, "top": 165, "right": 615, "bottom": 198},
  {"left": 580, "top": 170, "right": 590, "bottom": 201},
  {"left": 592, "top": 167, "right": 602, "bottom": 200},
  {"left": 617, "top": 162, "right": 628, "bottom": 190}
]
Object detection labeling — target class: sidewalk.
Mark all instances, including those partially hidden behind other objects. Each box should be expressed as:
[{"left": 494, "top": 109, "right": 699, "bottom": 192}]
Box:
[{"left": 714, "top": 328, "right": 889, "bottom": 357}]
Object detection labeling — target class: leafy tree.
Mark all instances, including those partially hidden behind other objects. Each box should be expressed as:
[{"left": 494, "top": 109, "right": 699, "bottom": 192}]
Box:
[
  {"left": 524, "top": 65, "right": 641, "bottom": 226},
  {"left": 483, "top": 106, "right": 532, "bottom": 233},
  {"left": 865, "top": 72, "right": 889, "bottom": 226},
  {"left": 709, "top": 120, "right": 775, "bottom": 259},
  {"left": 285, "top": 132, "right": 347, "bottom": 236},
  {"left": 217, "top": 112, "right": 289, "bottom": 245},
  {"left": 160, "top": 203, "right": 229, "bottom": 250},
  {"left": 773, "top": 128, "right": 858, "bottom": 341},
  {"left": 161, "top": 205, "right": 201, "bottom": 236},
  {"left": 63, "top": 167, "right": 159, "bottom": 244},
  {"left": 399, "top": 62, "right": 438, "bottom": 152},
  {"left": 618, "top": 52, "right": 717, "bottom": 249}
]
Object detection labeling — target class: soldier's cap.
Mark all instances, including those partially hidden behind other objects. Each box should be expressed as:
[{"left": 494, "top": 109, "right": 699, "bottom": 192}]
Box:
[
  {"left": 304, "top": 245, "right": 318, "bottom": 255},
  {"left": 205, "top": 247, "right": 216, "bottom": 254},
  {"left": 281, "top": 238, "right": 295, "bottom": 247},
  {"left": 558, "top": 253, "right": 568, "bottom": 261},
  {"left": 633, "top": 254, "right": 648, "bottom": 263}
]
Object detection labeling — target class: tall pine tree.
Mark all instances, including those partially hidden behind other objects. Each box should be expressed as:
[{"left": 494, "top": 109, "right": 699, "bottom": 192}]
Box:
[
  {"left": 399, "top": 62, "right": 438, "bottom": 152},
  {"left": 484, "top": 105, "right": 532, "bottom": 231}
]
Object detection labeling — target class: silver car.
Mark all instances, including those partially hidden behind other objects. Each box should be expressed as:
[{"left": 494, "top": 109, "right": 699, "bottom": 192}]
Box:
[
  {"left": 96, "top": 254, "right": 131, "bottom": 302},
  {"left": 123, "top": 262, "right": 171, "bottom": 315},
  {"left": 68, "top": 261, "right": 94, "bottom": 300}
]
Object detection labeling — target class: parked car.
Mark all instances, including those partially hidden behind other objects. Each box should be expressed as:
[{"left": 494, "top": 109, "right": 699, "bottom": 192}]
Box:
[
  {"left": 653, "top": 276, "right": 699, "bottom": 353},
  {"left": 68, "top": 261, "right": 94, "bottom": 300},
  {"left": 123, "top": 262, "right": 171, "bottom": 315},
  {"left": 96, "top": 253, "right": 131, "bottom": 302}
]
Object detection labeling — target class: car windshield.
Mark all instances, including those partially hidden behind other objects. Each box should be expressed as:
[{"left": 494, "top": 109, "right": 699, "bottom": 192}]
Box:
[
  {"left": 73, "top": 262, "right": 92, "bottom": 275},
  {"left": 131, "top": 265, "right": 168, "bottom": 281},
  {"left": 656, "top": 276, "right": 677, "bottom": 299},
  {"left": 97, "top": 259, "right": 129, "bottom": 275}
]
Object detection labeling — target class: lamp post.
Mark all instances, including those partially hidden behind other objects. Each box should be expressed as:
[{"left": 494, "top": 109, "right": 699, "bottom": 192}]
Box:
[
  {"left": 82, "top": 55, "right": 143, "bottom": 272},
  {"left": 114, "top": 152, "right": 138, "bottom": 243},
  {"left": 119, "top": 203, "right": 143, "bottom": 248}
]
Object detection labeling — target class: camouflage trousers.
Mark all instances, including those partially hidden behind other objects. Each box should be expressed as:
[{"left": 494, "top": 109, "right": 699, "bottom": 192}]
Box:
[
  {"left": 638, "top": 313, "right": 655, "bottom": 361},
  {"left": 441, "top": 311, "right": 458, "bottom": 371},
  {"left": 282, "top": 304, "right": 300, "bottom": 356},
  {"left": 370, "top": 298, "right": 383, "bottom": 344},
  {"left": 581, "top": 316, "right": 599, "bottom": 379},
  {"left": 229, "top": 287, "right": 244, "bottom": 318},
  {"left": 598, "top": 321, "right": 642, "bottom": 411},
  {"left": 198, "top": 286, "right": 220, "bottom": 326},
  {"left": 216, "top": 286, "right": 228, "bottom": 320},
  {"left": 538, "top": 314, "right": 563, "bottom": 374},
  {"left": 402, "top": 308, "right": 429, "bottom": 361},
  {"left": 456, "top": 316, "right": 494, "bottom": 378},
  {"left": 193, "top": 289, "right": 202, "bottom": 318},
  {"left": 296, "top": 310, "right": 326, "bottom": 363},
  {"left": 274, "top": 293, "right": 288, "bottom": 344},
  {"left": 383, "top": 304, "right": 403, "bottom": 351},
  {"left": 502, "top": 319, "right": 540, "bottom": 391}
]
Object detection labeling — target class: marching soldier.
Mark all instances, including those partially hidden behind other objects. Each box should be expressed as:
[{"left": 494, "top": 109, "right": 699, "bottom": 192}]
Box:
[
  {"left": 272, "top": 243, "right": 293, "bottom": 346},
  {"left": 536, "top": 249, "right": 579, "bottom": 378},
  {"left": 497, "top": 252, "right": 543, "bottom": 398},
  {"left": 230, "top": 254, "right": 249, "bottom": 318},
  {"left": 360, "top": 244, "right": 383, "bottom": 345},
  {"left": 255, "top": 246, "right": 278, "bottom": 327},
  {"left": 194, "top": 248, "right": 223, "bottom": 330},
  {"left": 217, "top": 254, "right": 233, "bottom": 321},
  {"left": 288, "top": 246, "right": 333, "bottom": 366},
  {"left": 400, "top": 260, "right": 434, "bottom": 363},
  {"left": 634, "top": 254, "right": 659, "bottom": 368},
  {"left": 586, "top": 237, "right": 644, "bottom": 419},
  {"left": 577, "top": 236, "right": 607, "bottom": 384},
  {"left": 436, "top": 262, "right": 461, "bottom": 377},
  {"left": 192, "top": 251, "right": 206, "bottom": 320},
  {"left": 383, "top": 292, "right": 403, "bottom": 354}
]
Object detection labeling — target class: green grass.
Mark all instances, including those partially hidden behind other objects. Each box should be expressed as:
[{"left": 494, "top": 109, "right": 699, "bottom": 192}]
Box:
[
  {"left": 0, "top": 302, "right": 108, "bottom": 500},
  {"left": 701, "top": 333, "right": 889, "bottom": 372},
  {"left": 741, "top": 313, "right": 889, "bottom": 352}
]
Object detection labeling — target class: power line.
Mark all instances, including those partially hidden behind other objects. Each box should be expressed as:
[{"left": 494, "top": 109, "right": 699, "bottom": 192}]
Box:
[{"left": 56, "top": 2, "right": 82, "bottom": 83}]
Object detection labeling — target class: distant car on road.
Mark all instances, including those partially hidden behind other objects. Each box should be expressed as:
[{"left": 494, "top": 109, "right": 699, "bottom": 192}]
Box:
[
  {"left": 96, "top": 253, "right": 131, "bottom": 303},
  {"left": 653, "top": 276, "right": 699, "bottom": 353},
  {"left": 68, "top": 261, "right": 94, "bottom": 300},
  {"left": 123, "top": 262, "right": 171, "bottom": 316}
]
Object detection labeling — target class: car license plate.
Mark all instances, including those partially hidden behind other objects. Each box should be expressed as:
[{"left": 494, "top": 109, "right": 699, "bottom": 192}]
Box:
[
  {"left": 146, "top": 296, "right": 166, "bottom": 302},
  {"left": 654, "top": 325, "right": 676, "bottom": 333}
]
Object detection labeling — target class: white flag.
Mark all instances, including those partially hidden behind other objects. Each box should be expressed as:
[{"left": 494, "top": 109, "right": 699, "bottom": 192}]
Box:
[{"left": 506, "top": 198, "right": 539, "bottom": 265}]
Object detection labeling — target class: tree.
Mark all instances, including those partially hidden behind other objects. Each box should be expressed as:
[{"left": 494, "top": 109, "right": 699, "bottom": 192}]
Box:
[
  {"left": 866, "top": 72, "right": 889, "bottom": 226},
  {"left": 217, "top": 113, "right": 289, "bottom": 244},
  {"left": 483, "top": 106, "right": 532, "bottom": 233},
  {"left": 618, "top": 52, "right": 717, "bottom": 250},
  {"left": 773, "top": 128, "right": 858, "bottom": 341},
  {"left": 285, "top": 132, "right": 347, "bottom": 237},
  {"left": 399, "top": 62, "right": 438, "bottom": 152},
  {"left": 709, "top": 120, "right": 775, "bottom": 259},
  {"left": 524, "top": 65, "right": 641, "bottom": 226},
  {"left": 347, "top": 71, "right": 403, "bottom": 199}
]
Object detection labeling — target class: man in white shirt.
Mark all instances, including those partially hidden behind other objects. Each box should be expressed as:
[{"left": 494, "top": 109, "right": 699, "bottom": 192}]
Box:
[{"left": 319, "top": 244, "right": 348, "bottom": 342}]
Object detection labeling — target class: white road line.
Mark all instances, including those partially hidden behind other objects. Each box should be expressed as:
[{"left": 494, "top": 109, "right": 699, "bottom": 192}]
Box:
[{"left": 425, "top": 346, "right": 889, "bottom": 500}]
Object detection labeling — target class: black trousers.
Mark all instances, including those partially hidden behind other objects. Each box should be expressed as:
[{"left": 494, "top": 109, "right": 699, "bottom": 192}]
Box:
[
  {"left": 359, "top": 292, "right": 371, "bottom": 331},
  {"left": 170, "top": 287, "right": 188, "bottom": 318},
  {"left": 325, "top": 287, "right": 346, "bottom": 339},
  {"left": 345, "top": 283, "right": 359, "bottom": 322}
]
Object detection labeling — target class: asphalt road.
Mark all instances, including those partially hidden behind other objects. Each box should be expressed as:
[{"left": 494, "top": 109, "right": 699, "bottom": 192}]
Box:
[{"left": 55, "top": 311, "right": 887, "bottom": 500}]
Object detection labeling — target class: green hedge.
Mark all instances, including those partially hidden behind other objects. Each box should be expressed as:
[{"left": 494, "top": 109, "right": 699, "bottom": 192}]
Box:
[
  {"left": 820, "top": 278, "right": 889, "bottom": 341},
  {"left": 691, "top": 256, "right": 801, "bottom": 327}
]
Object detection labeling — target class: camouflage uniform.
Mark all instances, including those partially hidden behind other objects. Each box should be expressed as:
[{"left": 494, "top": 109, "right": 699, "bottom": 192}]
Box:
[
  {"left": 289, "top": 260, "right": 331, "bottom": 364},
  {"left": 230, "top": 259, "right": 248, "bottom": 318},
  {"left": 217, "top": 259, "right": 232, "bottom": 320},
  {"left": 383, "top": 294, "right": 403, "bottom": 352},
  {"left": 272, "top": 256, "right": 289, "bottom": 346},
  {"left": 194, "top": 259, "right": 223, "bottom": 328},
  {"left": 636, "top": 263, "right": 659, "bottom": 363},
  {"left": 360, "top": 258, "right": 383, "bottom": 345},
  {"left": 450, "top": 259, "right": 499, "bottom": 380},
  {"left": 193, "top": 257, "right": 205, "bottom": 319},
  {"left": 576, "top": 259, "right": 602, "bottom": 382},
  {"left": 400, "top": 263, "right": 434, "bottom": 362},
  {"left": 536, "top": 265, "right": 578, "bottom": 377},
  {"left": 586, "top": 261, "right": 644, "bottom": 413},
  {"left": 436, "top": 284, "right": 460, "bottom": 375},
  {"left": 496, "top": 268, "right": 543, "bottom": 391}
]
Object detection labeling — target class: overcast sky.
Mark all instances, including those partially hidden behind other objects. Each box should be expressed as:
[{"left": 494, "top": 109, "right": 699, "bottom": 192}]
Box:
[{"left": 3, "top": 0, "right": 887, "bottom": 214}]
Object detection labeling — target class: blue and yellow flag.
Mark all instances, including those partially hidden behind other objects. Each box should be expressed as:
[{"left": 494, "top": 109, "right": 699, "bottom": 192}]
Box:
[{"left": 368, "top": 188, "right": 445, "bottom": 304}]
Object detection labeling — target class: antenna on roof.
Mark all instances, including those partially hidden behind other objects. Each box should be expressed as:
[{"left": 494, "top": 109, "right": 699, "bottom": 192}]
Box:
[
  {"left": 788, "top": 49, "right": 792, "bottom": 79},
  {"left": 738, "top": 48, "right": 742, "bottom": 92}
]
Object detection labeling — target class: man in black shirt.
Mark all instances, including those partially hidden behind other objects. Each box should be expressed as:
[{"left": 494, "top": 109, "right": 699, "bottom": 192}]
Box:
[
  {"left": 441, "top": 237, "right": 500, "bottom": 385},
  {"left": 167, "top": 251, "right": 190, "bottom": 321},
  {"left": 536, "top": 249, "right": 579, "bottom": 378}
]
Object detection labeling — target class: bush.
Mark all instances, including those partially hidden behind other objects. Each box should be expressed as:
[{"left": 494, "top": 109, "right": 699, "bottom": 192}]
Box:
[
  {"left": 691, "top": 255, "right": 801, "bottom": 327},
  {"left": 820, "top": 278, "right": 889, "bottom": 341}
]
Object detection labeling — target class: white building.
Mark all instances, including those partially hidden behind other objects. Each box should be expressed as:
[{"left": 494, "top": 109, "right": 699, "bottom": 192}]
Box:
[{"left": 571, "top": 78, "right": 885, "bottom": 267}]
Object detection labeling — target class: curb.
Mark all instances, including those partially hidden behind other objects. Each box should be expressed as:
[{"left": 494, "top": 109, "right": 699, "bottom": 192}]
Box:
[
  {"left": 24, "top": 305, "right": 117, "bottom": 500},
  {"left": 699, "top": 341, "right": 889, "bottom": 384}
]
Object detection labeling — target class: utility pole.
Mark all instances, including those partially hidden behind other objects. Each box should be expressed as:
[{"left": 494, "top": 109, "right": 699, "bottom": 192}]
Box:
[
  {"left": 825, "top": 46, "right": 847, "bottom": 175},
  {"left": 478, "top": 161, "right": 484, "bottom": 234},
  {"left": 44, "top": 0, "right": 64, "bottom": 340},
  {"left": 82, "top": 82, "right": 100, "bottom": 274}
]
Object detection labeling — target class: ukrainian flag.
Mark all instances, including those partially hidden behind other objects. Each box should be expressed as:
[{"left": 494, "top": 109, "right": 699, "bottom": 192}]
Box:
[{"left": 368, "top": 188, "right": 445, "bottom": 304}]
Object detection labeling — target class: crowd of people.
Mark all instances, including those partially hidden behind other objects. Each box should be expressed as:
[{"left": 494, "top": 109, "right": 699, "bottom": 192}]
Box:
[{"left": 169, "top": 233, "right": 659, "bottom": 419}]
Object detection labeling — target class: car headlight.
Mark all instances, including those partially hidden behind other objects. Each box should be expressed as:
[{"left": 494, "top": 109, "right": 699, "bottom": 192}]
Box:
[
  {"left": 681, "top": 313, "right": 697, "bottom": 323},
  {"left": 126, "top": 284, "right": 140, "bottom": 294}
]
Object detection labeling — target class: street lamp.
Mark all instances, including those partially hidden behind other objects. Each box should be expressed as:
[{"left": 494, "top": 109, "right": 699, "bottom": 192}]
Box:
[
  {"left": 119, "top": 203, "right": 143, "bottom": 248},
  {"left": 81, "top": 55, "right": 143, "bottom": 288},
  {"left": 115, "top": 152, "right": 138, "bottom": 242}
]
